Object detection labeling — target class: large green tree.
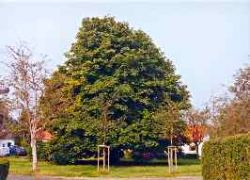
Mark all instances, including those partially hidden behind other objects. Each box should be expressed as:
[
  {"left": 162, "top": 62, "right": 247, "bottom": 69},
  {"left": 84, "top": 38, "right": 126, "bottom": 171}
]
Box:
[{"left": 41, "top": 17, "right": 190, "bottom": 164}]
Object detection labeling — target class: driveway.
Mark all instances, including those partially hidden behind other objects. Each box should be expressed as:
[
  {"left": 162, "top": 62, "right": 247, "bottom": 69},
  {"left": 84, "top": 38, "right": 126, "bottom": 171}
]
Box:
[{"left": 8, "top": 175, "right": 202, "bottom": 180}]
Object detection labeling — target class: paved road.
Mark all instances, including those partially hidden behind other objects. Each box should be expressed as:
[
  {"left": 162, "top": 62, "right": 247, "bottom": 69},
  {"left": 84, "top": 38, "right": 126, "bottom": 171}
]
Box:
[{"left": 8, "top": 175, "right": 202, "bottom": 180}]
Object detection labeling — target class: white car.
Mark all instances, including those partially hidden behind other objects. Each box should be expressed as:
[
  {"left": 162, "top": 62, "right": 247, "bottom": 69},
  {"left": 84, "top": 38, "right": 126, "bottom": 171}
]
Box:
[{"left": 0, "top": 147, "right": 10, "bottom": 156}]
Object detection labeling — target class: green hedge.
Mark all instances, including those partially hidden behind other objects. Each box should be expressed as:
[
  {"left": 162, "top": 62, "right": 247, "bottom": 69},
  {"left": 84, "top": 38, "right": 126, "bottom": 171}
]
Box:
[
  {"left": 0, "top": 159, "right": 9, "bottom": 180},
  {"left": 202, "top": 133, "right": 250, "bottom": 180}
]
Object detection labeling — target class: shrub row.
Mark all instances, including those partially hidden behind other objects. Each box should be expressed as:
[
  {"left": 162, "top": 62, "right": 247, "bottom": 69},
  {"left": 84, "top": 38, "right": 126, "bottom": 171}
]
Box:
[
  {"left": 0, "top": 159, "right": 9, "bottom": 180},
  {"left": 202, "top": 133, "right": 250, "bottom": 180}
]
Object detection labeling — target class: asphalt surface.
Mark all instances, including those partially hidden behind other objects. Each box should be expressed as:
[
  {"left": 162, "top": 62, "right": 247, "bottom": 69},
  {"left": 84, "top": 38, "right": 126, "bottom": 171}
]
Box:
[{"left": 8, "top": 175, "right": 202, "bottom": 180}]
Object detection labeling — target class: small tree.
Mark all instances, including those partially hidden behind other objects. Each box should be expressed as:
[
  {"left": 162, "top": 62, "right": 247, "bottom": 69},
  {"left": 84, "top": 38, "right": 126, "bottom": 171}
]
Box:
[
  {"left": 6, "top": 44, "right": 47, "bottom": 171},
  {"left": 185, "top": 109, "right": 209, "bottom": 156},
  {"left": 155, "top": 102, "right": 187, "bottom": 146}
]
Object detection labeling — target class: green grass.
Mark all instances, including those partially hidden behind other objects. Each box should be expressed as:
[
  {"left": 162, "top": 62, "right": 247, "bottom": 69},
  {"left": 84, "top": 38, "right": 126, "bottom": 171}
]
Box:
[{"left": 6, "top": 157, "right": 201, "bottom": 177}]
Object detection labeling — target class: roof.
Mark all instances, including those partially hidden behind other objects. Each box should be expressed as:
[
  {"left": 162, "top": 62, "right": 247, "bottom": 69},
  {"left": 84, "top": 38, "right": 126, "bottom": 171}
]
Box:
[{"left": 36, "top": 130, "right": 53, "bottom": 141}]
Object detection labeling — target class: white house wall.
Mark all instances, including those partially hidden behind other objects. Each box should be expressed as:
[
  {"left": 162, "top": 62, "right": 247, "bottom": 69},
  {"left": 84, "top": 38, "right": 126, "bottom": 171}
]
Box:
[{"left": 0, "top": 139, "right": 15, "bottom": 147}]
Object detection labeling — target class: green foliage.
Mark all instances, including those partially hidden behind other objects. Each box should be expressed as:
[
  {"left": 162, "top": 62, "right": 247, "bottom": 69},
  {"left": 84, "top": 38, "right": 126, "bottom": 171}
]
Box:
[
  {"left": 19, "top": 139, "right": 32, "bottom": 160},
  {"left": 0, "top": 159, "right": 9, "bottom": 180},
  {"left": 202, "top": 133, "right": 250, "bottom": 180},
  {"left": 37, "top": 142, "right": 52, "bottom": 161},
  {"left": 154, "top": 102, "right": 187, "bottom": 146},
  {"left": 51, "top": 150, "right": 77, "bottom": 165},
  {"left": 41, "top": 17, "right": 190, "bottom": 163}
]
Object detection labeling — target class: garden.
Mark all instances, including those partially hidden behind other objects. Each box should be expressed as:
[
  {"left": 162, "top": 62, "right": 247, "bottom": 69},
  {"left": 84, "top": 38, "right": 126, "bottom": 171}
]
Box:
[{"left": 0, "top": 14, "right": 249, "bottom": 180}]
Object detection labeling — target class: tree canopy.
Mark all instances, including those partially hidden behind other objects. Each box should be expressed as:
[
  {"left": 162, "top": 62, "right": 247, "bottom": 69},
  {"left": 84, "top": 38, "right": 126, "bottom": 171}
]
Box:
[
  {"left": 209, "top": 65, "right": 250, "bottom": 138},
  {"left": 41, "top": 17, "right": 190, "bottom": 164}
]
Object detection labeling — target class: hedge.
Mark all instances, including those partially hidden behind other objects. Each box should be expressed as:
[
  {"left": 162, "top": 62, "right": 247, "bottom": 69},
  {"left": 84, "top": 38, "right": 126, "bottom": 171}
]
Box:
[
  {"left": 0, "top": 159, "right": 9, "bottom": 180},
  {"left": 202, "top": 133, "right": 250, "bottom": 180}
]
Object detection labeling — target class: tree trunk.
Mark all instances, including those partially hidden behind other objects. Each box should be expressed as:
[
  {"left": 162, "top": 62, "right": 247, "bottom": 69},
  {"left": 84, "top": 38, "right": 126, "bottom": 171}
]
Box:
[
  {"left": 195, "top": 142, "right": 199, "bottom": 158},
  {"left": 170, "top": 135, "right": 173, "bottom": 146},
  {"left": 170, "top": 127, "right": 173, "bottom": 146},
  {"left": 31, "top": 137, "right": 38, "bottom": 171}
]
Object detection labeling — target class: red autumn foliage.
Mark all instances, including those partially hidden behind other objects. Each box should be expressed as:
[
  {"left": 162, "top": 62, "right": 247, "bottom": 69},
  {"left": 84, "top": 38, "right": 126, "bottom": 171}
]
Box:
[{"left": 186, "top": 125, "right": 206, "bottom": 144}]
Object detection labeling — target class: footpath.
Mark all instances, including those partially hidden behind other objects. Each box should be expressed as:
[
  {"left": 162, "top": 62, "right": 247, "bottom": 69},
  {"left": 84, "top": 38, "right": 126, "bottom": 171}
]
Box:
[{"left": 8, "top": 175, "right": 202, "bottom": 180}]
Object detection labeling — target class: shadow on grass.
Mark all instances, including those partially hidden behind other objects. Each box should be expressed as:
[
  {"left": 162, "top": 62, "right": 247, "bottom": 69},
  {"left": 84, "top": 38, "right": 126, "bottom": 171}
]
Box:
[{"left": 76, "top": 158, "right": 200, "bottom": 167}]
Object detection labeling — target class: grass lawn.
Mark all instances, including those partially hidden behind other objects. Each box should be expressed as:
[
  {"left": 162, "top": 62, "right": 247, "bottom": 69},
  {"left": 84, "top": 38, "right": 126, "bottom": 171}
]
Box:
[{"left": 6, "top": 157, "right": 201, "bottom": 178}]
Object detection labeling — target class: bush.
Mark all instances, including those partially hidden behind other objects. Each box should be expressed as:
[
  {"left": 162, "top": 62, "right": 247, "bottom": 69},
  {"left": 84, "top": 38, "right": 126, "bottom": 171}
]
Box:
[
  {"left": 154, "top": 152, "right": 167, "bottom": 159},
  {"left": 132, "top": 151, "right": 155, "bottom": 162},
  {"left": 0, "top": 159, "right": 9, "bottom": 180},
  {"left": 51, "top": 150, "right": 77, "bottom": 165},
  {"left": 18, "top": 139, "right": 31, "bottom": 159},
  {"left": 109, "top": 148, "right": 123, "bottom": 164},
  {"left": 37, "top": 142, "right": 52, "bottom": 161},
  {"left": 181, "top": 153, "right": 198, "bottom": 159},
  {"left": 202, "top": 133, "right": 250, "bottom": 180}
]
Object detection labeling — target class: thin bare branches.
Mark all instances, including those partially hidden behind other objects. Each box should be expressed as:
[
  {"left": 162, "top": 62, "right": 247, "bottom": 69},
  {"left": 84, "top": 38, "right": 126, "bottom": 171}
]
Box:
[{"left": 5, "top": 43, "right": 48, "bottom": 171}]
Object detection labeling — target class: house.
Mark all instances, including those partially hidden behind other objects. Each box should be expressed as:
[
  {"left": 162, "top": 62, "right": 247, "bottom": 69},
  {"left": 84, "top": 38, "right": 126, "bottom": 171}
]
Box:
[
  {"left": 180, "top": 134, "right": 209, "bottom": 157},
  {"left": 0, "top": 133, "right": 15, "bottom": 148},
  {"left": 36, "top": 130, "right": 53, "bottom": 142},
  {"left": 0, "top": 117, "right": 15, "bottom": 149},
  {"left": 0, "top": 130, "right": 53, "bottom": 146},
  {"left": 0, "top": 132, "right": 15, "bottom": 156}
]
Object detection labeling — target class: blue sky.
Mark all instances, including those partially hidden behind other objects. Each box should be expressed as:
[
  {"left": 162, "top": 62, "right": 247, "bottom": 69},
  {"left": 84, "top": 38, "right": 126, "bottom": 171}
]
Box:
[{"left": 0, "top": 0, "right": 249, "bottom": 108}]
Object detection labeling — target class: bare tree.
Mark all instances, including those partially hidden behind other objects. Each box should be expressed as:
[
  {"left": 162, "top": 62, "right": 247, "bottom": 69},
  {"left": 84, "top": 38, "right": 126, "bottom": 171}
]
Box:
[
  {"left": 0, "top": 81, "right": 10, "bottom": 138},
  {"left": 208, "top": 65, "right": 250, "bottom": 138},
  {"left": 0, "top": 100, "right": 10, "bottom": 137},
  {"left": 5, "top": 44, "right": 47, "bottom": 171}
]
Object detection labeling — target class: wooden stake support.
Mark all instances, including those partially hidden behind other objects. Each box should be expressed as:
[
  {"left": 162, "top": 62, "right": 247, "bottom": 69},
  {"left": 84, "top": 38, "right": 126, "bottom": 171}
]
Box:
[
  {"left": 97, "top": 144, "right": 110, "bottom": 172},
  {"left": 167, "top": 146, "right": 178, "bottom": 173}
]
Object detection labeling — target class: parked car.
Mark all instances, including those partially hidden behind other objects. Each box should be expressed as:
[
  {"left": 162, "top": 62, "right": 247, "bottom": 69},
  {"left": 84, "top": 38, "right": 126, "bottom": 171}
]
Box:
[{"left": 9, "top": 145, "right": 27, "bottom": 156}]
